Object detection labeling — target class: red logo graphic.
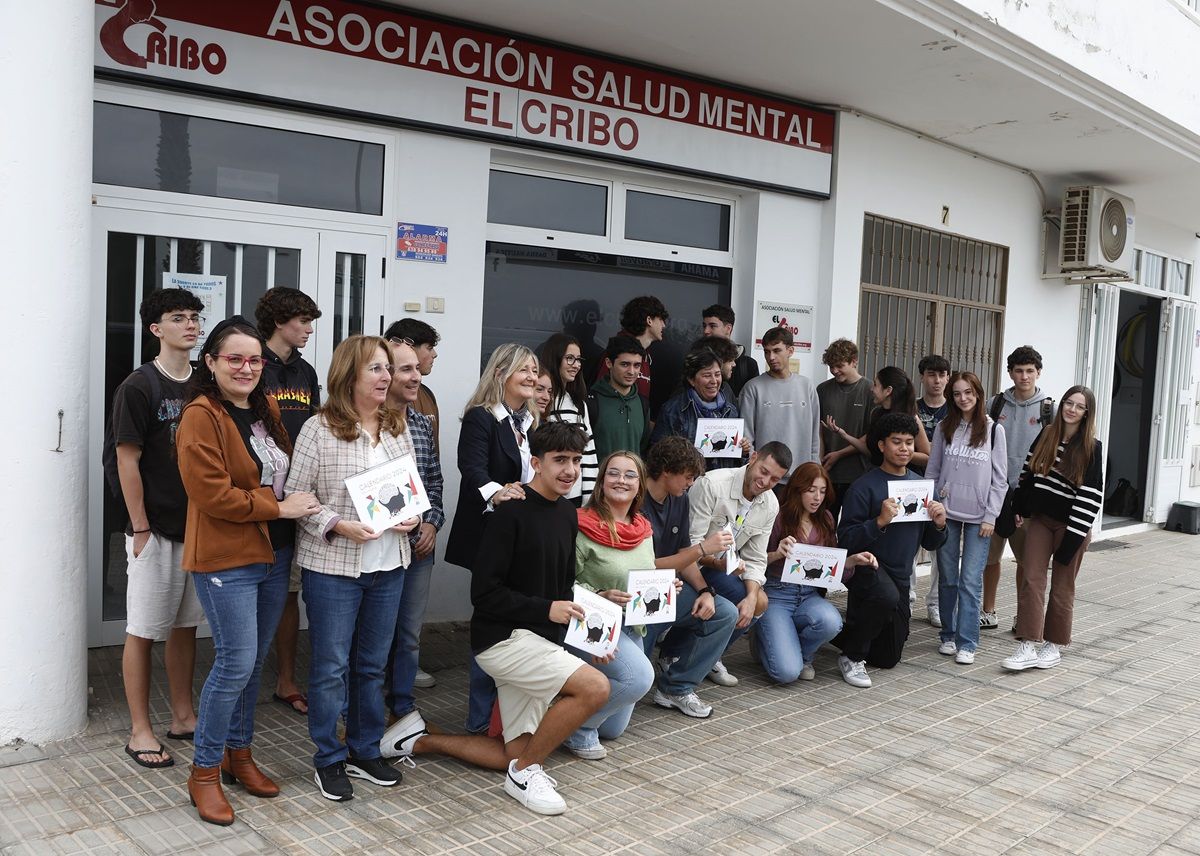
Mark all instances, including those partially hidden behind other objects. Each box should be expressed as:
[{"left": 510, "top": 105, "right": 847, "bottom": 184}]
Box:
[{"left": 99, "top": 0, "right": 227, "bottom": 75}]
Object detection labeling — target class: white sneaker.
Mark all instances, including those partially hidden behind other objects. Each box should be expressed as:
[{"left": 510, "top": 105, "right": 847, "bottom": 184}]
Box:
[
  {"left": 561, "top": 735, "right": 607, "bottom": 761},
  {"left": 955, "top": 649, "right": 975, "bottom": 665},
  {"left": 504, "top": 761, "right": 566, "bottom": 815},
  {"left": 413, "top": 669, "right": 437, "bottom": 688},
  {"left": 909, "top": 588, "right": 918, "bottom": 604},
  {"left": 707, "top": 660, "right": 739, "bottom": 687},
  {"left": 1036, "top": 642, "right": 1061, "bottom": 669},
  {"left": 979, "top": 611, "right": 999, "bottom": 630},
  {"left": 928, "top": 605, "right": 942, "bottom": 628},
  {"left": 380, "top": 709, "right": 427, "bottom": 759},
  {"left": 799, "top": 663, "right": 816, "bottom": 681},
  {"left": 1002, "top": 640, "right": 1039, "bottom": 671},
  {"left": 838, "top": 655, "right": 871, "bottom": 688},
  {"left": 938, "top": 639, "right": 957, "bottom": 656},
  {"left": 653, "top": 689, "right": 713, "bottom": 718}
]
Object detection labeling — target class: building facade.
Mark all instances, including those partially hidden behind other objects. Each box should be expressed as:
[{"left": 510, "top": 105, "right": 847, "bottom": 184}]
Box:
[{"left": 2, "top": 0, "right": 1199, "bottom": 742}]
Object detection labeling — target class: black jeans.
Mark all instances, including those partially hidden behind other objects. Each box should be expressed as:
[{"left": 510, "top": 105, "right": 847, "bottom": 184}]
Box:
[{"left": 832, "top": 567, "right": 910, "bottom": 668}]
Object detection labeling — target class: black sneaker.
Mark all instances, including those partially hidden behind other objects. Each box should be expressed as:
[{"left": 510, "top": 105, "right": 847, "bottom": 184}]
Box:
[
  {"left": 345, "top": 756, "right": 402, "bottom": 787},
  {"left": 314, "top": 761, "right": 354, "bottom": 801}
]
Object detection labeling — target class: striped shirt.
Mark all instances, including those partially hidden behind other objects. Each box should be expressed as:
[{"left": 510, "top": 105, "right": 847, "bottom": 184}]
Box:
[
  {"left": 1017, "top": 434, "right": 1103, "bottom": 565},
  {"left": 548, "top": 391, "right": 599, "bottom": 500}
]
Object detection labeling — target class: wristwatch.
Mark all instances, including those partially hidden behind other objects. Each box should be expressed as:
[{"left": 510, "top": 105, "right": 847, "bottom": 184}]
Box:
[{"left": 698, "top": 586, "right": 717, "bottom": 598}]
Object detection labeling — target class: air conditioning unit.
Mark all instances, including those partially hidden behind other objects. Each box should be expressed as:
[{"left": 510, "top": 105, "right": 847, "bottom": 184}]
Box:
[{"left": 1059, "top": 185, "right": 1135, "bottom": 277}]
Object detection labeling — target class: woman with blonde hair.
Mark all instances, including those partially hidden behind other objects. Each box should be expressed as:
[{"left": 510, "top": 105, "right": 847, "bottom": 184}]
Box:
[
  {"left": 285, "top": 335, "right": 421, "bottom": 802},
  {"left": 563, "top": 450, "right": 659, "bottom": 759},
  {"left": 446, "top": 343, "right": 542, "bottom": 734},
  {"left": 1003, "top": 385, "right": 1102, "bottom": 672}
]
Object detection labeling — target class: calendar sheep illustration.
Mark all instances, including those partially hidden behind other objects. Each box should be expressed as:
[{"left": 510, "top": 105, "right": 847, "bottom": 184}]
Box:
[
  {"left": 344, "top": 454, "right": 432, "bottom": 534},
  {"left": 886, "top": 479, "right": 935, "bottom": 522},
  {"left": 694, "top": 418, "right": 745, "bottom": 459},
  {"left": 782, "top": 545, "right": 848, "bottom": 590},
  {"left": 625, "top": 569, "right": 677, "bottom": 625},
  {"left": 564, "top": 586, "right": 623, "bottom": 656}
]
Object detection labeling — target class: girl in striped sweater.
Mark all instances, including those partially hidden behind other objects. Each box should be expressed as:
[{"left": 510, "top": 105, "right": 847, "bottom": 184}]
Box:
[
  {"left": 1003, "top": 385, "right": 1103, "bottom": 672},
  {"left": 540, "top": 333, "right": 599, "bottom": 504}
]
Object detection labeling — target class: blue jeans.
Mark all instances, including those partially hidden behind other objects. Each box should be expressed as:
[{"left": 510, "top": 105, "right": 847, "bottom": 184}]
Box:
[
  {"left": 754, "top": 580, "right": 843, "bottom": 684},
  {"left": 386, "top": 554, "right": 433, "bottom": 717},
  {"left": 566, "top": 627, "right": 654, "bottom": 747},
  {"left": 696, "top": 567, "right": 759, "bottom": 648},
  {"left": 645, "top": 582, "right": 738, "bottom": 695},
  {"left": 937, "top": 520, "right": 989, "bottom": 652},
  {"left": 191, "top": 545, "right": 291, "bottom": 768},
  {"left": 466, "top": 657, "right": 497, "bottom": 734},
  {"left": 304, "top": 567, "right": 405, "bottom": 769}
]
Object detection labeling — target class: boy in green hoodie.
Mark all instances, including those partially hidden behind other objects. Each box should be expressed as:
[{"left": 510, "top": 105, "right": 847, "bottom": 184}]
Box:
[{"left": 587, "top": 335, "right": 650, "bottom": 460}]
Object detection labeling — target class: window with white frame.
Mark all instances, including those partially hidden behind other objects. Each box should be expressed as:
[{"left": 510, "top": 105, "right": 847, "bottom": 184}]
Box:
[
  {"left": 1130, "top": 248, "right": 1193, "bottom": 296},
  {"left": 482, "top": 163, "right": 736, "bottom": 410}
]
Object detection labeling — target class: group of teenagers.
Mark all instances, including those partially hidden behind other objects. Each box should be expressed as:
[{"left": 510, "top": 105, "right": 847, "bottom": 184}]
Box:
[{"left": 110, "top": 288, "right": 1104, "bottom": 824}]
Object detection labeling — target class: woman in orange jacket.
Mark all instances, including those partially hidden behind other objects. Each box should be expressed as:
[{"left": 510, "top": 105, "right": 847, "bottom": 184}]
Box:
[{"left": 176, "top": 317, "right": 319, "bottom": 826}]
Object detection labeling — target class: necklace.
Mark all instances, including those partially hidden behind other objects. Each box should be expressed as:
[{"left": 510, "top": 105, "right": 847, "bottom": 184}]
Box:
[{"left": 153, "top": 358, "right": 192, "bottom": 383}]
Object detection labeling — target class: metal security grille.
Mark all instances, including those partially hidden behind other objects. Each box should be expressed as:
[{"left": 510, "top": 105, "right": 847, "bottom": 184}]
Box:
[{"left": 858, "top": 214, "right": 1007, "bottom": 391}]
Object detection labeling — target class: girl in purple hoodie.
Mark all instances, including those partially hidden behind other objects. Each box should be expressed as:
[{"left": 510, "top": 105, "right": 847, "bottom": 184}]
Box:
[{"left": 925, "top": 372, "right": 1007, "bottom": 663}]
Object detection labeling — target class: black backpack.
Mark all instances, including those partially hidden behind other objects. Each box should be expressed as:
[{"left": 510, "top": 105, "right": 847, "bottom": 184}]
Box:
[
  {"left": 101, "top": 363, "right": 164, "bottom": 500},
  {"left": 988, "top": 393, "right": 1054, "bottom": 428}
]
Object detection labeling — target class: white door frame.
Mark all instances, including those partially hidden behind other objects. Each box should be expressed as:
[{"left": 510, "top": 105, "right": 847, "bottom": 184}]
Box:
[{"left": 88, "top": 206, "right": 389, "bottom": 646}]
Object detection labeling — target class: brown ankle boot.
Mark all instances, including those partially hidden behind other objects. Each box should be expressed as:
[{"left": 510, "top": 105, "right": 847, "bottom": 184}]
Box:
[
  {"left": 220, "top": 747, "right": 280, "bottom": 798},
  {"left": 188, "top": 764, "right": 234, "bottom": 826}
]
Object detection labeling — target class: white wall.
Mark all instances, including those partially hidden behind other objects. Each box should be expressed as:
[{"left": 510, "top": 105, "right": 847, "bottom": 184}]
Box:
[
  {"left": 955, "top": 0, "right": 1200, "bottom": 137},
  {"left": 0, "top": 0, "right": 93, "bottom": 742},
  {"left": 385, "top": 132, "right": 492, "bottom": 622},
  {"left": 823, "top": 111, "right": 1081, "bottom": 398}
]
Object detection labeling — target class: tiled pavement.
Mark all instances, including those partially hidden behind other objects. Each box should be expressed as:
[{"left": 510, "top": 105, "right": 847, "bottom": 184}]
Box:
[{"left": 2, "top": 529, "right": 1199, "bottom": 855}]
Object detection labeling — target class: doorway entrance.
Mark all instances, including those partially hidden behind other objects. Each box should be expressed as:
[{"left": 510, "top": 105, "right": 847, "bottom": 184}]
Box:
[
  {"left": 1102, "top": 292, "right": 1162, "bottom": 529},
  {"left": 88, "top": 206, "right": 387, "bottom": 646}
]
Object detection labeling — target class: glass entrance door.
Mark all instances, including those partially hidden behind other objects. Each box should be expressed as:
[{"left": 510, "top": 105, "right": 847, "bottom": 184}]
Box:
[{"left": 88, "top": 209, "right": 387, "bottom": 646}]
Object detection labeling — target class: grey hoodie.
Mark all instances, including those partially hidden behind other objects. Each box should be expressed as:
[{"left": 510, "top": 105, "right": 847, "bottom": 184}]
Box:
[
  {"left": 993, "top": 387, "right": 1056, "bottom": 489},
  {"left": 926, "top": 418, "right": 1008, "bottom": 525}
]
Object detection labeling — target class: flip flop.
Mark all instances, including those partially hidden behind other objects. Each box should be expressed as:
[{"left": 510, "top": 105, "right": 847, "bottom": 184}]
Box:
[
  {"left": 166, "top": 730, "right": 194, "bottom": 741},
  {"left": 124, "top": 743, "right": 174, "bottom": 769},
  {"left": 273, "top": 692, "right": 309, "bottom": 715}
]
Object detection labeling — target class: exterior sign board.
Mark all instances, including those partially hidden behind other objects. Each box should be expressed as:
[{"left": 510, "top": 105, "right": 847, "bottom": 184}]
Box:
[{"left": 95, "top": 0, "right": 835, "bottom": 196}]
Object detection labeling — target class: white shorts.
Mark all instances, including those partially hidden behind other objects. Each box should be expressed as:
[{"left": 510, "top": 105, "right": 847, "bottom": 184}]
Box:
[
  {"left": 125, "top": 533, "right": 206, "bottom": 641},
  {"left": 474, "top": 630, "right": 584, "bottom": 744}
]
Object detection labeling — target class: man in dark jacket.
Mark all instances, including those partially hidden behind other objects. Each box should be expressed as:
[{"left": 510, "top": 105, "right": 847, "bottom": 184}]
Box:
[{"left": 256, "top": 286, "right": 322, "bottom": 716}]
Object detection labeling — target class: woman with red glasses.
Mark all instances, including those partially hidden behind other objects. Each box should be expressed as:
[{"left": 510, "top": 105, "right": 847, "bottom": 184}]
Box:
[{"left": 177, "top": 316, "right": 320, "bottom": 825}]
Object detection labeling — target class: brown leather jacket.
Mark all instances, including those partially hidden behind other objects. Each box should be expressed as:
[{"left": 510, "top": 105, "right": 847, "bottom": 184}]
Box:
[{"left": 177, "top": 395, "right": 283, "bottom": 572}]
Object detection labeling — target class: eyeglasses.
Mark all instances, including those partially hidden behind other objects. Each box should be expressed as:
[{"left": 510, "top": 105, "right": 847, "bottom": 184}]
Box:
[
  {"left": 367, "top": 362, "right": 395, "bottom": 376},
  {"left": 605, "top": 469, "right": 640, "bottom": 482},
  {"left": 1062, "top": 400, "right": 1088, "bottom": 413},
  {"left": 387, "top": 337, "right": 416, "bottom": 348},
  {"left": 563, "top": 355, "right": 583, "bottom": 366},
  {"left": 213, "top": 354, "right": 264, "bottom": 370},
  {"left": 165, "top": 313, "right": 205, "bottom": 327}
]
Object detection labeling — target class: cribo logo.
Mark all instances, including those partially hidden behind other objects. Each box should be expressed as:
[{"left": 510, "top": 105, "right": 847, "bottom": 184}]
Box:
[{"left": 99, "top": 0, "right": 227, "bottom": 75}]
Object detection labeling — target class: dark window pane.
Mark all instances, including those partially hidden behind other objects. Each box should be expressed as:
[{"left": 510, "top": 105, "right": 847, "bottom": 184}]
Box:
[
  {"left": 626, "top": 191, "right": 732, "bottom": 251},
  {"left": 487, "top": 171, "right": 607, "bottom": 235},
  {"left": 209, "top": 242, "right": 239, "bottom": 318},
  {"left": 94, "top": 102, "right": 384, "bottom": 214},
  {"left": 242, "top": 245, "right": 269, "bottom": 317},
  {"left": 274, "top": 247, "right": 301, "bottom": 289},
  {"left": 483, "top": 242, "right": 731, "bottom": 416}
]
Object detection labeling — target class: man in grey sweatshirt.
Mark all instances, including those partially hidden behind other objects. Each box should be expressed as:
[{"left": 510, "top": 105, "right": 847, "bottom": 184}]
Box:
[
  {"left": 981, "top": 346, "right": 1056, "bottom": 629},
  {"left": 739, "top": 327, "right": 820, "bottom": 484}
]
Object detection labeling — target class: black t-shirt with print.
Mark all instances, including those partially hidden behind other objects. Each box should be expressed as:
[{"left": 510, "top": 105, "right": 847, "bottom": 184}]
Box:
[
  {"left": 111, "top": 367, "right": 188, "bottom": 541},
  {"left": 221, "top": 402, "right": 294, "bottom": 551}
]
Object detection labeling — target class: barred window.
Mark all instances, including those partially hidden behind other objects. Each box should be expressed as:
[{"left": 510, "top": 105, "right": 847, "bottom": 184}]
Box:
[{"left": 858, "top": 214, "right": 1007, "bottom": 392}]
